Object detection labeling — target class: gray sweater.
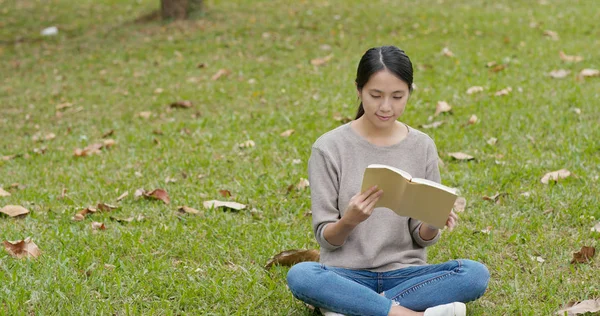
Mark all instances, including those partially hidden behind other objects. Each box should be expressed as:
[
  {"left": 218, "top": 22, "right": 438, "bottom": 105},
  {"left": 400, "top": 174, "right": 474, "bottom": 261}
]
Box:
[{"left": 309, "top": 123, "right": 442, "bottom": 272}]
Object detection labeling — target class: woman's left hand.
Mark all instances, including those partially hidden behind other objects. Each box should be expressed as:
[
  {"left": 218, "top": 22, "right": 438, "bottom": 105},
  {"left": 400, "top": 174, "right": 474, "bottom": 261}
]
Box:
[{"left": 446, "top": 210, "right": 459, "bottom": 231}]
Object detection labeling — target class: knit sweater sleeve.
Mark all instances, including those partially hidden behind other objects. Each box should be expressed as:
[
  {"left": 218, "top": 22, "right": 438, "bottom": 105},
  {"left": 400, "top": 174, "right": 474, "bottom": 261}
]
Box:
[
  {"left": 409, "top": 139, "right": 442, "bottom": 247},
  {"left": 308, "top": 146, "right": 343, "bottom": 251}
]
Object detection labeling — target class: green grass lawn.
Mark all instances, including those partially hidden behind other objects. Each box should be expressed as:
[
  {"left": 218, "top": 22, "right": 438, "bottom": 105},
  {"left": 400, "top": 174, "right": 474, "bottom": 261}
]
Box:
[{"left": 1, "top": 0, "right": 599, "bottom": 314}]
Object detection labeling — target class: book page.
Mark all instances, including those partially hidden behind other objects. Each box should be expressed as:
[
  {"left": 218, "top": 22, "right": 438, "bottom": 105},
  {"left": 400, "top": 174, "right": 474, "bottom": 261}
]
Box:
[
  {"left": 400, "top": 182, "right": 457, "bottom": 228},
  {"left": 366, "top": 164, "right": 412, "bottom": 180},
  {"left": 411, "top": 178, "right": 458, "bottom": 194},
  {"left": 361, "top": 165, "right": 409, "bottom": 210}
]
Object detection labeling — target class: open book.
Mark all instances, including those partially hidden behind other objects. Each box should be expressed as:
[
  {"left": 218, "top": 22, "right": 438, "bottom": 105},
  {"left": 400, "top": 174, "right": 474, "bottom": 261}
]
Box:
[{"left": 360, "top": 164, "right": 458, "bottom": 228}]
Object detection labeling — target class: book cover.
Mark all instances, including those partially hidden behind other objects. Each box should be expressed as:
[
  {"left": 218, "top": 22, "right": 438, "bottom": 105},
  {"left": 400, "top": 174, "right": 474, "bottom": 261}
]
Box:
[{"left": 360, "top": 164, "right": 458, "bottom": 228}]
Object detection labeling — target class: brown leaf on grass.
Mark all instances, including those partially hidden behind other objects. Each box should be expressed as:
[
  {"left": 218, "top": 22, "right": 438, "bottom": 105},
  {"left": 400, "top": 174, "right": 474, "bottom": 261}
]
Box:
[
  {"left": 487, "top": 137, "right": 498, "bottom": 146},
  {"left": 541, "top": 169, "right": 571, "bottom": 184},
  {"left": 211, "top": 69, "right": 231, "bottom": 81},
  {"left": 3, "top": 237, "right": 41, "bottom": 259},
  {"left": 138, "top": 111, "right": 152, "bottom": 119},
  {"left": 203, "top": 200, "right": 246, "bottom": 211},
  {"left": 448, "top": 152, "right": 475, "bottom": 161},
  {"left": 170, "top": 100, "right": 193, "bottom": 109},
  {"left": 280, "top": 129, "right": 295, "bottom": 137},
  {"left": 483, "top": 193, "right": 508, "bottom": 204},
  {"left": 592, "top": 222, "right": 600, "bottom": 233},
  {"left": 453, "top": 197, "right": 467, "bottom": 212},
  {"left": 91, "top": 222, "right": 106, "bottom": 230},
  {"left": 333, "top": 113, "right": 353, "bottom": 124},
  {"left": 55, "top": 102, "right": 73, "bottom": 111},
  {"left": 466, "top": 86, "right": 484, "bottom": 94},
  {"left": 579, "top": 69, "right": 600, "bottom": 78},
  {"left": 110, "top": 214, "right": 145, "bottom": 223},
  {"left": 310, "top": 54, "right": 333, "bottom": 66},
  {"left": 116, "top": 192, "right": 129, "bottom": 202},
  {"left": 477, "top": 226, "right": 493, "bottom": 235},
  {"left": 420, "top": 121, "right": 444, "bottom": 129},
  {"left": 0, "top": 205, "right": 29, "bottom": 217},
  {"left": 556, "top": 299, "right": 600, "bottom": 315},
  {"left": 570, "top": 246, "right": 595, "bottom": 264},
  {"left": 467, "top": 115, "right": 478, "bottom": 125},
  {"left": 164, "top": 176, "right": 177, "bottom": 184},
  {"left": 44, "top": 133, "right": 56, "bottom": 141},
  {"left": 101, "top": 130, "right": 114, "bottom": 138},
  {"left": 178, "top": 206, "right": 201, "bottom": 215},
  {"left": 0, "top": 188, "right": 11, "bottom": 197},
  {"left": 238, "top": 140, "right": 255, "bottom": 148},
  {"left": 494, "top": 87, "right": 512, "bottom": 96},
  {"left": 143, "top": 189, "right": 170, "bottom": 204},
  {"left": 490, "top": 64, "right": 506, "bottom": 73},
  {"left": 72, "top": 207, "right": 97, "bottom": 221},
  {"left": 103, "top": 139, "right": 116, "bottom": 149},
  {"left": 543, "top": 30, "right": 559, "bottom": 40},
  {"left": 97, "top": 203, "right": 118, "bottom": 212},
  {"left": 441, "top": 47, "right": 454, "bottom": 57},
  {"left": 219, "top": 190, "right": 232, "bottom": 198},
  {"left": 434, "top": 101, "right": 452, "bottom": 116},
  {"left": 559, "top": 51, "right": 583, "bottom": 63},
  {"left": 549, "top": 69, "right": 571, "bottom": 79},
  {"left": 264, "top": 249, "right": 320, "bottom": 269},
  {"left": 296, "top": 178, "right": 310, "bottom": 190},
  {"left": 2, "top": 155, "right": 17, "bottom": 161}
]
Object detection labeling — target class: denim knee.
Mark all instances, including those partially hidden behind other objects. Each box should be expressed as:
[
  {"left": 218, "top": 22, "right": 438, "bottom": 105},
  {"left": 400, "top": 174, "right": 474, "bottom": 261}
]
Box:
[
  {"left": 286, "top": 261, "right": 319, "bottom": 296},
  {"left": 460, "top": 259, "right": 490, "bottom": 298}
]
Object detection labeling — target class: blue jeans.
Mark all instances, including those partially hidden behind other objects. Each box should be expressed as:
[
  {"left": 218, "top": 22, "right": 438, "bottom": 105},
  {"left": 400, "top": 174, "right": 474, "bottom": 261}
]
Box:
[{"left": 287, "top": 260, "right": 489, "bottom": 316}]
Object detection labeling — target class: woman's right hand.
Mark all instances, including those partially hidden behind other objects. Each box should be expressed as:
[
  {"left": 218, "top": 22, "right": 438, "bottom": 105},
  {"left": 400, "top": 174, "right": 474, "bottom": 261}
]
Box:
[{"left": 341, "top": 185, "right": 383, "bottom": 227}]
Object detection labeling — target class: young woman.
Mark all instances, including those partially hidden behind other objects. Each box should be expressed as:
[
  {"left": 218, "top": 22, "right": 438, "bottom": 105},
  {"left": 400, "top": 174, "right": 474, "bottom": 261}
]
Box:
[{"left": 286, "top": 46, "right": 489, "bottom": 316}]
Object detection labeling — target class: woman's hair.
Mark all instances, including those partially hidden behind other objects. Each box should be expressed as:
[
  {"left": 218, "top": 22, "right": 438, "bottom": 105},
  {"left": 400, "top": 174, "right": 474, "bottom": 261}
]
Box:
[{"left": 354, "top": 46, "right": 413, "bottom": 119}]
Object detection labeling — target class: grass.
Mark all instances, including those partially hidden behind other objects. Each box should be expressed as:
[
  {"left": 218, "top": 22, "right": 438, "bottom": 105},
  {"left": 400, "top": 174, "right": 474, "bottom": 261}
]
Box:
[{"left": 1, "top": 0, "right": 599, "bottom": 314}]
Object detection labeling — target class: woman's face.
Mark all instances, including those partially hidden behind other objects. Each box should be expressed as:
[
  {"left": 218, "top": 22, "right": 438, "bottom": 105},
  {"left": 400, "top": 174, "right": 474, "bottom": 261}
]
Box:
[{"left": 357, "top": 69, "right": 410, "bottom": 129}]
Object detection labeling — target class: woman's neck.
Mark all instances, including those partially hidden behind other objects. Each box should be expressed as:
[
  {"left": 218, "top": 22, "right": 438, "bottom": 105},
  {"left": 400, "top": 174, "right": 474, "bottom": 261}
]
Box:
[{"left": 351, "top": 116, "right": 408, "bottom": 146}]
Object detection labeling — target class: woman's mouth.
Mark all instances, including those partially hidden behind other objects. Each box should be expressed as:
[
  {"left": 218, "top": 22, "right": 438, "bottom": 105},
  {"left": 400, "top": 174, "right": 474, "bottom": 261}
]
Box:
[{"left": 376, "top": 114, "right": 392, "bottom": 121}]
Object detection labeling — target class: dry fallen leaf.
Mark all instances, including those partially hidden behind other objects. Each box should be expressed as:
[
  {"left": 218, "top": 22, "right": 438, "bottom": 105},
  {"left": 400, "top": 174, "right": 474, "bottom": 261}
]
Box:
[
  {"left": 579, "top": 69, "right": 600, "bottom": 78},
  {"left": 116, "top": 192, "right": 129, "bottom": 202},
  {"left": 549, "top": 69, "right": 571, "bottom": 79},
  {"left": 0, "top": 188, "right": 11, "bottom": 197},
  {"left": 441, "top": 47, "right": 454, "bottom": 57},
  {"left": 91, "top": 222, "right": 106, "bottom": 230},
  {"left": 453, "top": 197, "right": 467, "bottom": 212},
  {"left": 3, "top": 237, "right": 41, "bottom": 259},
  {"left": 102, "top": 129, "right": 114, "bottom": 138},
  {"left": 143, "top": 189, "right": 170, "bottom": 204},
  {"left": 592, "top": 222, "right": 600, "bottom": 233},
  {"left": 72, "top": 207, "right": 97, "bottom": 221},
  {"left": 103, "top": 139, "right": 116, "bottom": 149},
  {"left": 296, "top": 178, "right": 310, "bottom": 190},
  {"left": 310, "top": 54, "right": 333, "bottom": 66},
  {"left": 531, "top": 256, "right": 545, "bottom": 263},
  {"left": 97, "top": 203, "right": 118, "bottom": 212},
  {"left": 110, "top": 214, "right": 145, "bottom": 223},
  {"left": 543, "top": 30, "right": 559, "bottom": 40},
  {"left": 333, "top": 113, "right": 353, "bottom": 124},
  {"left": 487, "top": 137, "right": 498, "bottom": 146},
  {"left": 280, "top": 129, "right": 295, "bottom": 137},
  {"left": 466, "top": 86, "right": 484, "bottom": 94},
  {"left": 420, "top": 121, "right": 444, "bottom": 129},
  {"left": 495, "top": 87, "right": 512, "bottom": 96},
  {"left": 559, "top": 51, "right": 583, "bottom": 63},
  {"left": 203, "top": 200, "right": 246, "bottom": 211},
  {"left": 178, "top": 206, "right": 202, "bottom": 215},
  {"left": 467, "top": 115, "right": 478, "bottom": 125},
  {"left": 571, "top": 246, "right": 595, "bottom": 264},
  {"left": 238, "top": 140, "right": 255, "bottom": 148},
  {"left": 211, "top": 68, "right": 231, "bottom": 81},
  {"left": 74, "top": 142, "right": 110, "bottom": 157},
  {"left": 434, "top": 101, "right": 452, "bottom": 116},
  {"left": 0, "top": 205, "right": 29, "bottom": 217},
  {"left": 448, "top": 152, "right": 475, "bottom": 161},
  {"left": 138, "top": 111, "right": 152, "bottom": 119},
  {"left": 55, "top": 102, "right": 73, "bottom": 111},
  {"left": 478, "top": 226, "right": 493, "bottom": 235},
  {"left": 541, "top": 169, "right": 571, "bottom": 184},
  {"left": 219, "top": 190, "right": 232, "bottom": 198},
  {"left": 556, "top": 299, "right": 600, "bottom": 316},
  {"left": 264, "top": 249, "right": 320, "bottom": 269},
  {"left": 483, "top": 193, "right": 508, "bottom": 204},
  {"left": 170, "top": 100, "right": 193, "bottom": 109}
]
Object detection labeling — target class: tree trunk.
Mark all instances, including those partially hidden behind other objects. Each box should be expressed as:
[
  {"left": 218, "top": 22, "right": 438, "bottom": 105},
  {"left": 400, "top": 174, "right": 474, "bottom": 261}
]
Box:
[{"left": 161, "top": 0, "right": 202, "bottom": 20}]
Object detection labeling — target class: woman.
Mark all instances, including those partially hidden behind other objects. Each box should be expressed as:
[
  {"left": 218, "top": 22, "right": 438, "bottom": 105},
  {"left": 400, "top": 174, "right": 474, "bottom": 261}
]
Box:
[{"left": 286, "top": 46, "right": 489, "bottom": 316}]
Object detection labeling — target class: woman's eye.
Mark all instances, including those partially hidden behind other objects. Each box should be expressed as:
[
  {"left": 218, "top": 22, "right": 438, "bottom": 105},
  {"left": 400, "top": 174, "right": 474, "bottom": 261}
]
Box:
[
  {"left": 370, "top": 95, "right": 381, "bottom": 98},
  {"left": 393, "top": 96, "right": 403, "bottom": 100}
]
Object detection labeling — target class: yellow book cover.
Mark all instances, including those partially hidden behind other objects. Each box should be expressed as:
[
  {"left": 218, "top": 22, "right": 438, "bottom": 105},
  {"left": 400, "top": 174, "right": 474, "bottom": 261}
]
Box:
[{"left": 360, "top": 164, "right": 458, "bottom": 228}]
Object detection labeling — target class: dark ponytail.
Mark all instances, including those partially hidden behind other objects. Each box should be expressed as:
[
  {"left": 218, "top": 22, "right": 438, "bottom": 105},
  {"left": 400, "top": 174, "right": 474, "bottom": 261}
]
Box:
[{"left": 354, "top": 46, "right": 414, "bottom": 119}]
